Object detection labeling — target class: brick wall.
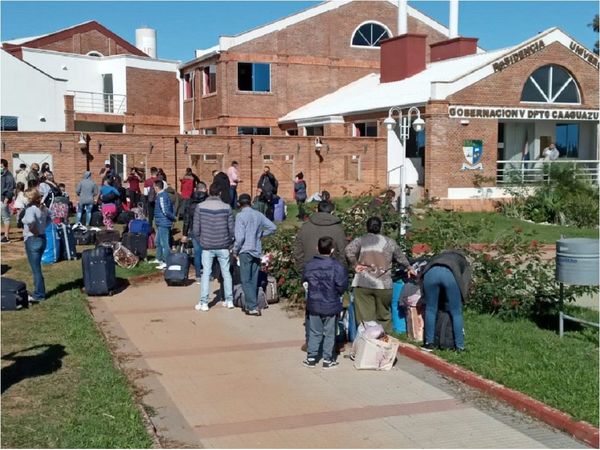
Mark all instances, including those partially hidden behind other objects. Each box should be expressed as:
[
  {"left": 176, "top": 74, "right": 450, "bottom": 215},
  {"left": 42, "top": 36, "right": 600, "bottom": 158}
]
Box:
[
  {"left": 1, "top": 132, "right": 388, "bottom": 202},
  {"left": 38, "top": 29, "right": 137, "bottom": 56}
]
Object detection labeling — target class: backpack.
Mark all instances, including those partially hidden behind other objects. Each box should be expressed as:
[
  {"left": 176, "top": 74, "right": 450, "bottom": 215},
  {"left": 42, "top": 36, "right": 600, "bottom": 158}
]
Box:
[
  {"left": 434, "top": 310, "right": 455, "bottom": 350},
  {"left": 42, "top": 183, "right": 62, "bottom": 208},
  {"left": 101, "top": 191, "right": 118, "bottom": 203},
  {"left": 17, "top": 204, "right": 32, "bottom": 229}
]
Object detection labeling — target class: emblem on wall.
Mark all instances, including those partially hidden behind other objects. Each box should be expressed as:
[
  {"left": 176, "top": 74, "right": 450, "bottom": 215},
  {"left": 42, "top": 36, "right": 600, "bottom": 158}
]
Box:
[{"left": 461, "top": 140, "right": 483, "bottom": 170}]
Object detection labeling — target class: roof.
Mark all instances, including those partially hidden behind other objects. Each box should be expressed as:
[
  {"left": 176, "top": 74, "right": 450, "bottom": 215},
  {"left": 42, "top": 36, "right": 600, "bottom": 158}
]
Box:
[
  {"left": 188, "top": 0, "right": 457, "bottom": 65},
  {"left": 2, "top": 20, "right": 147, "bottom": 57},
  {"left": 280, "top": 28, "right": 595, "bottom": 124}
]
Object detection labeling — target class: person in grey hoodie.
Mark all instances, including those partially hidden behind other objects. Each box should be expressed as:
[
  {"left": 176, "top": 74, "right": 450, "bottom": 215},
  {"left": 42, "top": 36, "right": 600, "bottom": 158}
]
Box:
[
  {"left": 75, "top": 171, "right": 98, "bottom": 226},
  {"left": 293, "top": 200, "right": 347, "bottom": 271}
]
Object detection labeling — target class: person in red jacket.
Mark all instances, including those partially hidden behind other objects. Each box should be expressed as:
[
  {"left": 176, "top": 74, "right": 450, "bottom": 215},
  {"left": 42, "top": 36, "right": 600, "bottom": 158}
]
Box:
[{"left": 126, "top": 167, "right": 143, "bottom": 207}]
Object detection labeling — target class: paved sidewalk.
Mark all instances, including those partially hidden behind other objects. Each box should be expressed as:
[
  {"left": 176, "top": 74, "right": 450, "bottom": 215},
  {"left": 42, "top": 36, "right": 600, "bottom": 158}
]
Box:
[{"left": 91, "top": 280, "right": 587, "bottom": 448}]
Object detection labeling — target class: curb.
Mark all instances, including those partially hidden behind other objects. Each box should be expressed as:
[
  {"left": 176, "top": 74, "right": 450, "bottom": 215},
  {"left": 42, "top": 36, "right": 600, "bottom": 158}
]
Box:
[{"left": 397, "top": 342, "right": 599, "bottom": 448}]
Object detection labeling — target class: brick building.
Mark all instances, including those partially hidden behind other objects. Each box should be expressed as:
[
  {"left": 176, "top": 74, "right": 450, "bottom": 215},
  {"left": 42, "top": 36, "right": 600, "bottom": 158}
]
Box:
[{"left": 178, "top": 0, "right": 459, "bottom": 136}]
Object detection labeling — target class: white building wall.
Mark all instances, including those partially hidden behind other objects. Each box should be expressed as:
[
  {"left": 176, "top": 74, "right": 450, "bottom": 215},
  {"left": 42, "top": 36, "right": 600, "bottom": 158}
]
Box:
[{"left": 0, "top": 50, "right": 66, "bottom": 131}]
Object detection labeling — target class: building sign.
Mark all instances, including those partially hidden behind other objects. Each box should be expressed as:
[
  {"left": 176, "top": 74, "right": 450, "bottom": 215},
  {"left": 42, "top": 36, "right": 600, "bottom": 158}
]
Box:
[
  {"left": 492, "top": 40, "right": 545, "bottom": 72},
  {"left": 462, "top": 140, "right": 483, "bottom": 171},
  {"left": 449, "top": 106, "right": 600, "bottom": 121},
  {"left": 569, "top": 41, "right": 600, "bottom": 69}
]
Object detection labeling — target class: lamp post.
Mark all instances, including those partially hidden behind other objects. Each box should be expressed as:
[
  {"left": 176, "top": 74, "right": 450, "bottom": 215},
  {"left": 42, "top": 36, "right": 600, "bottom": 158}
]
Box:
[
  {"left": 78, "top": 132, "right": 90, "bottom": 172},
  {"left": 383, "top": 106, "right": 425, "bottom": 235}
]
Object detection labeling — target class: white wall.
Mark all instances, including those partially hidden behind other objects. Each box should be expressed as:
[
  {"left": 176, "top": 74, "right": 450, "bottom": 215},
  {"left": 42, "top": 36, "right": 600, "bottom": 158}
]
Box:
[
  {"left": 0, "top": 50, "right": 66, "bottom": 131},
  {"left": 579, "top": 122, "right": 598, "bottom": 160}
]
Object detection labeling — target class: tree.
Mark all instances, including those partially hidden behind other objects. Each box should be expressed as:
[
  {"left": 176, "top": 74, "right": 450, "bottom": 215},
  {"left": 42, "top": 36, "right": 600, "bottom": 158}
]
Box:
[{"left": 590, "top": 14, "right": 599, "bottom": 55}]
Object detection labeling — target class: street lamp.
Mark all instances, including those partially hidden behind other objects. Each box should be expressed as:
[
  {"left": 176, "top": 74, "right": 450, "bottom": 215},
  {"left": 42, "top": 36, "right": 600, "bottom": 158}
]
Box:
[
  {"left": 78, "top": 132, "right": 91, "bottom": 172},
  {"left": 384, "top": 106, "right": 425, "bottom": 235}
]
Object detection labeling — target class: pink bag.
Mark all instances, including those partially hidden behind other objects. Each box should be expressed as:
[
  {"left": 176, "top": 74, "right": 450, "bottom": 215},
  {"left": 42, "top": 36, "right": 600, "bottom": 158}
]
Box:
[
  {"left": 406, "top": 305, "right": 425, "bottom": 342},
  {"left": 147, "top": 231, "right": 155, "bottom": 249}
]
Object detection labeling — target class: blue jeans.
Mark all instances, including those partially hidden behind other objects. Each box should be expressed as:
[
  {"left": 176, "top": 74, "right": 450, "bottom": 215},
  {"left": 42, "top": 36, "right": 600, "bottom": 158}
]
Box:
[
  {"left": 25, "top": 236, "right": 47, "bottom": 300},
  {"left": 76, "top": 203, "right": 94, "bottom": 226},
  {"left": 191, "top": 238, "right": 203, "bottom": 278},
  {"left": 155, "top": 226, "right": 171, "bottom": 263},
  {"left": 423, "top": 266, "right": 465, "bottom": 349},
  {"left": 307, "top": 314, "right": 336, "bottom": 361},
  {"left": 200, "top": 249, "right": 232, "bottom": 305},
  {"left": 239, "top": 253, "right": 260, "bottom": 311},
  {"left": 229, "top": 186, "right": 237, "bottom": 209}
]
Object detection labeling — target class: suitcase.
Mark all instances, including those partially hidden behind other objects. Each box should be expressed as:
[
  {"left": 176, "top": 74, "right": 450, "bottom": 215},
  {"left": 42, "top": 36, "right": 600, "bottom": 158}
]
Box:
[
  {"left": 82, "top": 247, "right": 117, "bottom": 296},
  {"left": 128, "top": 219, "right": 151, "bottom": 235},
  {"left": 57, "top": 222, "right": 77, "bottom": 260},
  {"left": 41, "top": 223, "right": 60, "bottom": 265},
  {"left": 116, "top": 211, "right": 135, "bottom": 225},
  {"left": 121, "top": 232, "right": 148, "bottom": 260},
  {"left": 434, "top": 310, "right": 455, "bottom": 350},
  {"left": 74, "top": 229, "right": 96, "bottom": 245},
  {"left": 1, "top": 277, "right": 29, "bottom": 310},
  {"left": 164, "top": 248, "right": 189, "bottom": 286},
  {"left": 90, "top": 211, "right": 104, "bottom": 227},
  {"left": 273, "top": 196, "right": 286, "bottom": 222},
  {"left": 96, "top": 229, "right": 121, "bottom": 245},
  {"left": 258, "top": 272, "right": 279, "bottom": 304}
]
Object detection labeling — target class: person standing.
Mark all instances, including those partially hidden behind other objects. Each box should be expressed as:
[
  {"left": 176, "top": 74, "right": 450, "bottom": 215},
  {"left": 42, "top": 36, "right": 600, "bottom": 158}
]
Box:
[
  {"left": 233, "top": 193, "right": 277, "bottom": 316},
  {"left": 179, "top": 168, "right": 196, "bottom": 220},
  {"left": 181, "top": 182, "right": 208, "bottom": 283},
  {"left": 293, "top": 172, "right": 307, "bottom": 221},
  {"left": 302, "top": 236, "right": 348, "bottom": 368},
  {"left": 421, "top": 250, "right": 471, "bottom": 352},
  {"left": 27, "top": 163, "right": 40, "bottom": 187},
  {"left": 1, "top": 159, "right": 15, "bottom": 244},
  {"left": 192, "top": 183, "right": 235, "bottom": 311},
  {"left": 126, "top": 167, "right": 143, "bottom": 207},
  {"left": 212, "top": 170, "right": 232, "bottom": 206},
  {"left": 152, "top": 179, "right": 176, "bottom": 270},
  {"left": 345, "top": 216, "right": 413, "bottom": 334},
  {"left": 75, "top": 171, "right": 98, "bottom": 227},
  {"left": 99, "top": 178, "right": 120, "bottom": 230},
  {"left": 257, "top": 166, "right": 278, "bottom": 221},
  {"left": 15, "top": 163, "right": 29, "bottom": 186},
  {"left": 143, "top": 167, "right": 159, "bottom": 228},
  {"left": 21, "top": 188, "right": 50, "bottom": 302},
  {"left": 227, "top": 161, "right": 242, "bottom": 209}
]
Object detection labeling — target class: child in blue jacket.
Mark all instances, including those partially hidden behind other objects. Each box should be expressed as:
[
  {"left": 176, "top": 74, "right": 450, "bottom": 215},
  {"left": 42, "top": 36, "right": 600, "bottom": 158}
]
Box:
[{"left": 302, "top": 236, "right": 348, "bottom": 369}]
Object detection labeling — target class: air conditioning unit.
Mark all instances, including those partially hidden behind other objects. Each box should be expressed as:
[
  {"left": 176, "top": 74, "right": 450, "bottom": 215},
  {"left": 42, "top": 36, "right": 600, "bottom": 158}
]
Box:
[{"left": 189, "top": 129, "right": 201, "bottom": 135}]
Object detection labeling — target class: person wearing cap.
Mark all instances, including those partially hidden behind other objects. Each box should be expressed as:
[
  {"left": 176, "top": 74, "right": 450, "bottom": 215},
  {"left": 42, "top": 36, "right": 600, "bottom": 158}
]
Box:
[{"left": 233, "top": 193, "right": 277, "bottom": 316}]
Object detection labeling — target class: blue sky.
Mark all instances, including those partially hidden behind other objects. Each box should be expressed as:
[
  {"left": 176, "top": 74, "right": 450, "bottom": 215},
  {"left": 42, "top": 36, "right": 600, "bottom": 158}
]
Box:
[{"left": 1, "top": 1, "right": 598, "bottom": 62}]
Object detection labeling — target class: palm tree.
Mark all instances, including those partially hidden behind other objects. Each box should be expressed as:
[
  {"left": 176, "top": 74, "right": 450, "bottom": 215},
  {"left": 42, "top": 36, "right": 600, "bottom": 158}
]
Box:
[{"left": 590, "top": 14, "right": 599, "bottom": 54}]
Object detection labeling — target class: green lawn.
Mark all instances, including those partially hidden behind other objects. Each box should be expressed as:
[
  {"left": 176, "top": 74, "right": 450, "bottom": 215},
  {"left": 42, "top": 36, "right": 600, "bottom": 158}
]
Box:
[
  {"left": 1, "top": 257, "right": 157, "bottom": 448},
  {"left": 411, "top": 211, "right": 598, "bottom": 244},
  {"left": 398, "top": 307, "right": 599, "bottom": 426}
]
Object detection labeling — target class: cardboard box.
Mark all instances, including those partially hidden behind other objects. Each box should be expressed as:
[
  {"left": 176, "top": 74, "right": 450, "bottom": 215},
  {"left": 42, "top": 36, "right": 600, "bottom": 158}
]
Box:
[{"left": 353, "top": 334, "right": 400, "bottom": 371}]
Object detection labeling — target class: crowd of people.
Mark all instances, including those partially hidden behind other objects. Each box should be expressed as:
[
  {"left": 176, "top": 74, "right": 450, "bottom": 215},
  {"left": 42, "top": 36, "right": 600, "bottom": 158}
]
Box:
[{"left": 2, "top": 157, "right": 470, "bottom": 368}]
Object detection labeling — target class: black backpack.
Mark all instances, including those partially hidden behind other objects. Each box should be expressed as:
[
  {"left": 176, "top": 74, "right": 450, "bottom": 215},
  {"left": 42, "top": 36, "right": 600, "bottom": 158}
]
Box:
[
  {"left": 17, "top": 204, "right": 32, "bottom": 229},
  {"left": 434, "top": 310, "right": 455, "bottom": 350}
]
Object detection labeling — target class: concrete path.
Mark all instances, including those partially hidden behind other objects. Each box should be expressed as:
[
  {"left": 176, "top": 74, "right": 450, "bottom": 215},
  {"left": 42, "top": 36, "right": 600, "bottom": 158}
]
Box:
[{"left": 91, "top": 279, "right": 587, "bottom": 449}]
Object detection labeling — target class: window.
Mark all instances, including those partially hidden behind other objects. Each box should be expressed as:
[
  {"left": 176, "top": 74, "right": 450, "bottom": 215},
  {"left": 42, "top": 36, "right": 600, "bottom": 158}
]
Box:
[
  {"left": 238, "top": 63, "right": 270, "bottom": 92},
  {"left": 406, "top": 129, "right": 426, "bottom": 158},
  {"left": 203, "top": 128, "right": 217, "bottom": 135},
  {"left": 1, "top": 116, "right": 18, "bottom": 131},
  {"left": 184, "top": 73, "right": 194, "bottom": 100},
  {"left": 262, "top": 155, "right": 273, "bottom": 163},
  {"left": 344, "top": 155, "right": 360, "bottom": 181},
  {"left": 521, "top": 65, "right": 580, "bottom": 104},
  {"left": 203, "top": 65, "right": 216, "bottom": 95},
  {"left": 110, "top": 154, "right": 126, "bottom": 180},
  {"left": 286, "top": 129, "right": 299, "bottom": 136},
  {"left": 86, "top": 51, "right": 103, "bottom": 57},
  {"left": 237, "top": 127, "right": 271, "bottom": 135},
  {"left": 354, "top": 122, "right": 378, "bottom": 137},
  {"left": 305, "top": 126, "right": 324, "bottom": 136},
  {"left": 351, "top": 22, "right": 390, "bottom": 47},
  {"left": 555, "top": 124, "right": 579, "bottom": 158}
]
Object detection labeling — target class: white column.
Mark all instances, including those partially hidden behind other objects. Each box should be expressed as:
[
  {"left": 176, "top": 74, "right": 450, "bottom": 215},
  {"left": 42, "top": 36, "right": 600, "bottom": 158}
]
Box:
[
  {"left": 449, "top": 0, "right": 459, "bottom": 38},
  {"left": 178, "top": 73, "right": 184, "bottom": 134},
  {"left": 398, "top": 0, "right": 408, "bottom": 35}
]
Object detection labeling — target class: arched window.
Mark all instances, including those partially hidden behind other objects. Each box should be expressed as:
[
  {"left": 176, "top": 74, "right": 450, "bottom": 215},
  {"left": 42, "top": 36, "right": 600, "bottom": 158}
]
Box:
[
  {"left": 521, "top": 65, "right": 580, "bottom": 104},
  {"left": 86, "top": 51, "right": 104, "bottom": 57},
  {"left": 351, "top": 22, "right": 391, "bottom": 48}
]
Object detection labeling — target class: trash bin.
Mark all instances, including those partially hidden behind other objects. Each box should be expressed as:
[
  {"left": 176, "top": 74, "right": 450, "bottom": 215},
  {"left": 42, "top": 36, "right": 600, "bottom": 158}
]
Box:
[
  {"left": 556, "top": 238, "right": 599, "bottom": 286},
  {"left": 391, "top": 280, "right": 406, "bottom": 333}
]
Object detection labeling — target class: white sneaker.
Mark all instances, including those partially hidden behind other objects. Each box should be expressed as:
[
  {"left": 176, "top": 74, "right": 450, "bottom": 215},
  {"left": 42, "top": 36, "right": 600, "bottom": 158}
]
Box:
[
  {"left": 195, "top": 303, "right": 209, "bottom": 312},
  {"left": 150, "top": 259, "right": 161, "bottom": 265},
  {"left": 157, "top": 263, "right": 167, "bottom": 270},
  {"left": 195, "top": 278, "right": 201, "bottom": 285},
  {"left": 226, "top": 301, "right": 234, "bottom": 309}
]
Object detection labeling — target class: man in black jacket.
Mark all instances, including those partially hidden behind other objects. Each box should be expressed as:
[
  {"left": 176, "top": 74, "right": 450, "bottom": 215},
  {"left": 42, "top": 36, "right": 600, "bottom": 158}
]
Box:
[
  {"left": 257, "top": 166, "right": 278, "bottom": 220},
  {"left": 1, "top": 159, "right": 15, "bottom": 243},
  {"left": 212, "top": 170, "right": 232, "bottom": 206},
  {"left": 181, "top": 182, "right": 208, "bottom": 282}
]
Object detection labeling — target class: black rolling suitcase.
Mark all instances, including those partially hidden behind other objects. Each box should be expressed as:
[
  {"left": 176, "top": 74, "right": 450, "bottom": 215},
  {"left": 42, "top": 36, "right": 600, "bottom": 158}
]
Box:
[
  {"left": 116, "top": 210, "right": 135, "bottom": 225},
  {"left": 1, "top": 277, "right": 29, "bottom": 310},
  {"left": 74, "top": 228, "right": 96, "bottom": 245},
  {"left": 96, "top": 229, "right": 121, "bottom": 245},
  {"left": 57, "top": 222, "right": 77, "bottom": 260},
  {"left": 121, "top": 232, "right": 148, "bottom": 260},
  {"left": 90, "top": 211, "right": 104, "bottom": 227},
  {"left": 82, "top": 247, "right": 117, "bottom": 296},
  {"left": 164, "top": 246, "right": 189, "bottom": 286}
]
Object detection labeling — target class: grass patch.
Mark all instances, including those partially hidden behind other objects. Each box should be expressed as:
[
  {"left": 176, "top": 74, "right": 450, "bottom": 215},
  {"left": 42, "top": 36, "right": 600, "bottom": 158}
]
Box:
[
  {"left": 1, "top": 257, "right": 157, "bottom": 448},
  {"left": 399, "top": 309, "right": 599, "bottom": 426},
  {"left": 412, "top": 212, "right": 598, "bottom": 244}
]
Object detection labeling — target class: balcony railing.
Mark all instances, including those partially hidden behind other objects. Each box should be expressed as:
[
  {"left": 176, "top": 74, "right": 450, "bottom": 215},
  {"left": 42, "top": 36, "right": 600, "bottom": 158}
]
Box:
[
  {"left": 71, "top": 91, "right": 126, "bottom": 115},
  {"left": 496, "top": 159, "right": 599, "bottom": 185}
]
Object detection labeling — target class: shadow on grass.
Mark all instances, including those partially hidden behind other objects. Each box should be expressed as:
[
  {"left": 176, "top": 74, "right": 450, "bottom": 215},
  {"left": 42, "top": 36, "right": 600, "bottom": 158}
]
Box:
[
  {"left": 1, "top": 264, "right": 10, "bottom": 275},
  {"left": 46, "top": 279, "right": 84, "bottom": 299},
  {"left": 1, "top": 344, "right": 67, "bottom": 394}
]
